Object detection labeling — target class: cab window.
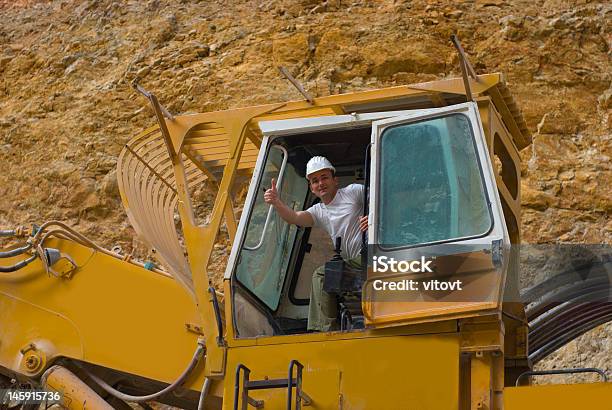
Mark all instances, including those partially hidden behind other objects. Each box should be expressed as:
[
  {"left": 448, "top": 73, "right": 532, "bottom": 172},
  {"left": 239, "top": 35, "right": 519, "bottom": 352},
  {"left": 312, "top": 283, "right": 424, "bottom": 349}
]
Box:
[
  {"left": 236, "top": 145, "right": 308, "bottom": 310},
  {"left": 378, "top": 114, "right": 492, "bottom": 248}
]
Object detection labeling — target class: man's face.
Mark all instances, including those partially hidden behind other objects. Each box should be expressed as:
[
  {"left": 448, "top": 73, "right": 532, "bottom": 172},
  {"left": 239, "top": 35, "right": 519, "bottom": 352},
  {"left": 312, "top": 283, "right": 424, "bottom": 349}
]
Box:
[{"left": 308, "top": 168, "right": 338, "bottom": 204}]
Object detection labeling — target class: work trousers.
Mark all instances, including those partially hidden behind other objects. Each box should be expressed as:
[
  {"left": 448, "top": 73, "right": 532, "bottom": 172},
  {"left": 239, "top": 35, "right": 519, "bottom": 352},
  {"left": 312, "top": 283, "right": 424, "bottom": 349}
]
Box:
[{"left": 307, "top": 256, "right": 362, "bottom": 332}]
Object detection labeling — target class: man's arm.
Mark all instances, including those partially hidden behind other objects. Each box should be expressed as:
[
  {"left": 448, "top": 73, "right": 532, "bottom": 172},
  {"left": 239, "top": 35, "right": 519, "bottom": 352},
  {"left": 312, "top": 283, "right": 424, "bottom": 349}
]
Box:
[{"left": 264, "top": 178, "right": 314, "bottom": 227}]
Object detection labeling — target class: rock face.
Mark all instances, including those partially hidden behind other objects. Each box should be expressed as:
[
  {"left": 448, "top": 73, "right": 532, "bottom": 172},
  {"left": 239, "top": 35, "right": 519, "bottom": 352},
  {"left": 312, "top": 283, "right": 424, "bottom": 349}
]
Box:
[{"left": 0, "top": 0, "right": 610, "bottom": 381}]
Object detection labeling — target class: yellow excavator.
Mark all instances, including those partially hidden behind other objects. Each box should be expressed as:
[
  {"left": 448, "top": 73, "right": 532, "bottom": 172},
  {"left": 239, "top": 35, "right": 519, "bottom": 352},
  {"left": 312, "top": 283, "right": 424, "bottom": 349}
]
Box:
[{"left": 1, "top": 39, "right": 611, "bottom": 409}]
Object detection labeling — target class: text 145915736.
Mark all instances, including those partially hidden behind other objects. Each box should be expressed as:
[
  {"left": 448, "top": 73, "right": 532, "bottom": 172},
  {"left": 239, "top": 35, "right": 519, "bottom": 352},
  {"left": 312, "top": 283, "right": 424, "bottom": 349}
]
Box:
[{"left": 0, "top": 388, "right": 63, "bottom": 405}]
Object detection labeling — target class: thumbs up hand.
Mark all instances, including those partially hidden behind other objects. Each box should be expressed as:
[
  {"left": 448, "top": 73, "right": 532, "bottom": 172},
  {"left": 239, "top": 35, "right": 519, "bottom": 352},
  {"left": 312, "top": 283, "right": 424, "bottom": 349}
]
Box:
[{"left": 264, "top": 178, "right": 280, "bottom": 206}]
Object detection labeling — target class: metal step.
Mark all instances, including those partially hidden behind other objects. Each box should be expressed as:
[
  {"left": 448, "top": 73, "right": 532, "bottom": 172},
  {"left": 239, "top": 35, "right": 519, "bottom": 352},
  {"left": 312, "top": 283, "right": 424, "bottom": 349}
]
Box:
[{"left": 233, "top": 360, "right": 312, "bottom": 410}]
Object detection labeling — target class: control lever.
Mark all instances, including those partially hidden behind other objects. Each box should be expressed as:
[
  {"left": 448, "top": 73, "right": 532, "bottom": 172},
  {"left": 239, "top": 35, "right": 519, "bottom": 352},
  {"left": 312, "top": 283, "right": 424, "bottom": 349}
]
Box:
[
  {"left": 323, "top": 237, "right": 367, "bottom": 331},
  {"left": 323, "top": 237, "right": 367, "bottom": 293},
  {"left": 323, "top": 238, "right": 345, "bottom": 293},
  {"left": 333, "top": 237, "right": 342, "bottom": 260}
]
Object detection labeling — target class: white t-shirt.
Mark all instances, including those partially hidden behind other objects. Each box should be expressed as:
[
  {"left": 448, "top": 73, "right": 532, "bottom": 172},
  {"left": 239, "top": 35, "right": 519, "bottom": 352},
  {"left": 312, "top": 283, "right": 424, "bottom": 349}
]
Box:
[{"left": 306, "top": 184, "right": 365, "bottom": 260}]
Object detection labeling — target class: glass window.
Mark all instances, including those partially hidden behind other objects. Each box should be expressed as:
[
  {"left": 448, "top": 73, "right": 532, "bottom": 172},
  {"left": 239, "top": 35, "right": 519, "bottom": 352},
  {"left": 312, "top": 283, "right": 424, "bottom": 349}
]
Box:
[
  {"left": 378, "top": 114, "right": 491, "bottom": 247},
  {"left": 236, "top": 146, "right": 308, "bottom": 310}
]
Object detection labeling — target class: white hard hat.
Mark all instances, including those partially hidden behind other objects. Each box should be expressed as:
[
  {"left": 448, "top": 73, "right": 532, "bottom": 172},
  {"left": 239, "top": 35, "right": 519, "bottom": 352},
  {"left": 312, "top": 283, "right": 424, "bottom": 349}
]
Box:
[{"left": 306, "top": 156, "right": 335, "bottom": 178}]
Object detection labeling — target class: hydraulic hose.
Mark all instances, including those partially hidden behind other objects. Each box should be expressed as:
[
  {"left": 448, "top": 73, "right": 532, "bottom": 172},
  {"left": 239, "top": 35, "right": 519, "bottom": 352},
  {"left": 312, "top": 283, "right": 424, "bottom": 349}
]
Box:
[
  {"left": 0, "top": 229, "right": 16, "bottom": 237},
  {"left": 32, "top": 221, "right": 166, "bottom": 274},
  {"left": 81, "top": 339, "right": 205, "bottom": 403},
  {"left": 0, "top": 254, "right": 37, "bottom": 272},
  {"left": 0, "top": 243, "right": 32, "bottom": 258},
  {"left": 0, "top": 221, "right": 165, "bottom": 277}
]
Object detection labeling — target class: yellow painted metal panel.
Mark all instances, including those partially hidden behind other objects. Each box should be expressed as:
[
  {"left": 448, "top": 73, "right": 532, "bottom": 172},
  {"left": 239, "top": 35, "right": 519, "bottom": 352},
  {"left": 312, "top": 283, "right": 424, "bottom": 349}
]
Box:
[
  {"left": 0, "top": 239, "right": 200, "bottom": 385},
  {"left": 226, "top": 319, "right": 458, "bottom": 347},
  {"left": 407, "top": 74, "right": 500, "bottom": 97},
  {"left": 504, "top": 383, "right": 612, "bottom": 409},
  {"left": 224, "top": 334, "right": 460, "bottom": 409},
  {"left": 0, "top": 295, "right": 82, "bottom": 373}
]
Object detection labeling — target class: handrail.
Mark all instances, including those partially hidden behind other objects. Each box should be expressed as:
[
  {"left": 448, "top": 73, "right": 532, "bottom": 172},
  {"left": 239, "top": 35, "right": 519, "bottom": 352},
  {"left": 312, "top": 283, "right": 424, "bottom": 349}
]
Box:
[
  {"left": 243, "top": 145, "right": 289, "bottom": 251},
  {"left": 287, "top": 360, "right": 311, "bottom": 409},
  {"left": 516, "top": 368, "right": 608, "bottom": 386}
]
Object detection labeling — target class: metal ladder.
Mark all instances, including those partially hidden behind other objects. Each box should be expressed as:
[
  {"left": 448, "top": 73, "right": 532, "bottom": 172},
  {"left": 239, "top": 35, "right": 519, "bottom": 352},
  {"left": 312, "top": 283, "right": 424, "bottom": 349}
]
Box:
[{"left": 233, "top": 360, "right": 312, "bottom": 409}]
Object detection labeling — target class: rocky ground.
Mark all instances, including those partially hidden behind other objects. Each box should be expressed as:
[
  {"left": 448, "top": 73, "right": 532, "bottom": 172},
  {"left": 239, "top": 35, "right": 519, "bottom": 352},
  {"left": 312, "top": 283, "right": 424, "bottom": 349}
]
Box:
[{"left": 0, "top": 0, "right": 610, "bottom": 386}]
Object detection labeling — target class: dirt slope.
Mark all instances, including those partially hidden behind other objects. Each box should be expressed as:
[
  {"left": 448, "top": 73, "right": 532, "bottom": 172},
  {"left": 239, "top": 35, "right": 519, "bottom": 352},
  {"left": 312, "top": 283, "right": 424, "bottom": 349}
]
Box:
[{"left": 0, "top": 0, "right": 610, "bottom": 380}]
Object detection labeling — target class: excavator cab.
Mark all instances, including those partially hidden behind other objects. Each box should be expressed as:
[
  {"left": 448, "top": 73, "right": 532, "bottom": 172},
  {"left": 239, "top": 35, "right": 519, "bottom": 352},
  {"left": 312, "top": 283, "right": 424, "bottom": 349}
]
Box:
[{"left": 228, "top": 102, "right": 510, "bottom": 337}]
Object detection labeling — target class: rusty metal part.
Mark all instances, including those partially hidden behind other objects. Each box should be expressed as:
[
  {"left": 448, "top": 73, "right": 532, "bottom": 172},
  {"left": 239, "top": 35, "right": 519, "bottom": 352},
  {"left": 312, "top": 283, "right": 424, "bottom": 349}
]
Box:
[
  {"left": 132, "top": 81, "right": 175, "bottom": 121},
  {"left": 451, "top": 35, "right": 479, "bottom": 81},
  {"left": 15, "top": 225, "right": 29, "bottom": 237},
  {"left": 185, "top": 322, "right": 205, "bottom": 335},
  {"left": 42, "top": 365, "right": 114, "bottom": 410},
  {"left": 451, "top": 35, "right": 475, "bottom": 102},
  {"left": 278, "top": 66, "right": 314, "bottom": 104}
]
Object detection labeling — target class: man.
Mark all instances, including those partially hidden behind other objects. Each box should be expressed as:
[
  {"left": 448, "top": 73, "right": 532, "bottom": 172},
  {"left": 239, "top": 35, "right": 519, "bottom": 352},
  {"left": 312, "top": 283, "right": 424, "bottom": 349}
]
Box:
[{"left": 264, "top": 156, "right": 368, "bottom": 331}]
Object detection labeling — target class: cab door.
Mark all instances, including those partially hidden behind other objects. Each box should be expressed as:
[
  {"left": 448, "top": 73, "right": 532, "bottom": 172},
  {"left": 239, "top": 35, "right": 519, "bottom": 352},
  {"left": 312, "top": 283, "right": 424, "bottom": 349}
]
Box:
[{"left": 364, "top": 102, "right": 510, "bottom": 326}]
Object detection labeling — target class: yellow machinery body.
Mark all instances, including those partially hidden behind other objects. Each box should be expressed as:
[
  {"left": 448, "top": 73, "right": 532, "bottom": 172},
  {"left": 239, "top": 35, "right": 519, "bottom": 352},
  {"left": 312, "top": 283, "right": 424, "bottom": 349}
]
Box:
[{"left": 1, "top": 73, "right": 610, "bottom": 409}]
